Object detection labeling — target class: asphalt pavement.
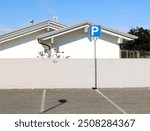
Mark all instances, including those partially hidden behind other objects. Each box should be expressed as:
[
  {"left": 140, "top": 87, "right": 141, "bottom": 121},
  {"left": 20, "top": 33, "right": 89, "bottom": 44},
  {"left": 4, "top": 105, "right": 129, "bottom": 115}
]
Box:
[{"left": 0, "top": 88, "right": 150, "bottom": 114}]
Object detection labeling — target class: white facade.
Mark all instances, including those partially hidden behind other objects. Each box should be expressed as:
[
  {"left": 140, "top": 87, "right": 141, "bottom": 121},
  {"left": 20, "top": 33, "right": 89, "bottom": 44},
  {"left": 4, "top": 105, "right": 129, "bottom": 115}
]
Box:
[
  {"left": 0, "top": 31, "right": 46, "bottom": 58},
  {"left": 0, "top": 40, "right": 43, "bottom": 58},
  {"left": 51, "top": 29, "right": 120, "bottom": 58},
  {"left": 0, "top": 29, "right": 120, "bottom": 58},
  {"left": 0, "top": 20, "right": 137, "bottom": 59}
]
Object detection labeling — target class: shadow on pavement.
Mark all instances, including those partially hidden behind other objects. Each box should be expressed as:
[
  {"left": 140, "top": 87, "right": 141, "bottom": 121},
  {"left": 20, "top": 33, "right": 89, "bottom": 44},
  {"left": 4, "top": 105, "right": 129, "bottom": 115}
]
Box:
[{"left": 39, "top": 99, "right": 67, "bottom": 114}]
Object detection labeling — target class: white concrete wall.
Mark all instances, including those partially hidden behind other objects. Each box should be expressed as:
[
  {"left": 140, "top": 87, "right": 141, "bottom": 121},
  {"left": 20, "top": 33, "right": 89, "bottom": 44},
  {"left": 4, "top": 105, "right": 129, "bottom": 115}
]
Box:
[
  {"left": 0, "top": 59, "right": 150, "bottom": 89},
  {"left": 0, "top": 30, "right": 48, "bottom": 58},
  {"left": 51, "top": 29, "right": 120, "bottom": 58},
  {"left": 0, "top": 59, "right": 94, "bottom": 88},
  {"left": 98, "top": 59, "right": 150, "bottom": 88}
]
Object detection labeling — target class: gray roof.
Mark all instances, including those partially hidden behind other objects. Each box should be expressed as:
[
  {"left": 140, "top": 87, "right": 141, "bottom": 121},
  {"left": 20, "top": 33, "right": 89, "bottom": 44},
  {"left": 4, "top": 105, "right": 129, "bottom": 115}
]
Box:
[
  {"left": 37, "top": 21, "right": 138, "bottom": 41},
  {"left": 101, "top": 25, "right": 138, "bottom": 39},
  {"left": 0, "top": 20, "right": 67, "bottom": 44}
]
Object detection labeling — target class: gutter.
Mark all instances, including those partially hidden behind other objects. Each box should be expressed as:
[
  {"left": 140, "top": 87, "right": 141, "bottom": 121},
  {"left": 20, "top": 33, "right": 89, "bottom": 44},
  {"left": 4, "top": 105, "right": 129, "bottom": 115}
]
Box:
[{"left": 38, "top": 39, "right": 51, "bottom": 50}]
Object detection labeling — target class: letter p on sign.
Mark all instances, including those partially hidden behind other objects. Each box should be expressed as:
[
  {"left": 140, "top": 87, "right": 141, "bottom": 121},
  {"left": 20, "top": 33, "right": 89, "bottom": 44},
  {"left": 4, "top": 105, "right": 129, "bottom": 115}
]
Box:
[{"left": 89, "top": 25, "right": 101, "bottom": 39}]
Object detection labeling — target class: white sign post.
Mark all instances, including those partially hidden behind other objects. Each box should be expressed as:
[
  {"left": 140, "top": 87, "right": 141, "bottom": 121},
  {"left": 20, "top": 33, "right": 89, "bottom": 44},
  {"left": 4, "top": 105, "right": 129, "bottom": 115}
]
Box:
[{"left": 89, "top": 25, "right": 101, "bottom": 89}]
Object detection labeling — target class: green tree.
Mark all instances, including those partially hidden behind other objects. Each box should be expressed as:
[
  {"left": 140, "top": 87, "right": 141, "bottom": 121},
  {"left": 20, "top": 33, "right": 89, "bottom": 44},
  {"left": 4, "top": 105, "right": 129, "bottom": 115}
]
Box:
[{"left": 120, "top": 27, "right": 150, "bottom": 51}]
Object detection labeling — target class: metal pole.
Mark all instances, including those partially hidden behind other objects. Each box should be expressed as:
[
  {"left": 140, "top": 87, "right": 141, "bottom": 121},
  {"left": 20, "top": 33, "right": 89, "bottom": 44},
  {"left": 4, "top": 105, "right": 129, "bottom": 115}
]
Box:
[{"left": 93, "top": 39, "right": 97, "bottom": 89}]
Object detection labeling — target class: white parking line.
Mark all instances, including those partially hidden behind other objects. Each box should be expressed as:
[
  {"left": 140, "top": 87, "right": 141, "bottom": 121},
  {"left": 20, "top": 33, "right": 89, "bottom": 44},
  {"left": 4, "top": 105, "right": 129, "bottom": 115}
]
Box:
[
  {"left": 40, "top": 89, "right": 47, "bottom": 113},
  {"left": 96, "top": 89, "right": 128, "bottom": 114}
]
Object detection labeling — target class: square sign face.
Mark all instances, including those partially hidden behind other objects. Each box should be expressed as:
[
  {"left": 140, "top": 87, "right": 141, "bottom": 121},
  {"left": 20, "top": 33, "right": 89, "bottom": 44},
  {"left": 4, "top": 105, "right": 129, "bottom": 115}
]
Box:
[{"left": 89, "top": 25, "right": 101, "bottom": 38}]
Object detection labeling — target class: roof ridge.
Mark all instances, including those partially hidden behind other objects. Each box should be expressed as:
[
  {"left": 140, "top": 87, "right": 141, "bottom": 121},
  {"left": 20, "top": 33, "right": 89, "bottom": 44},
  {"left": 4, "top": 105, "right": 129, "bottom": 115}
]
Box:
[
  {"left": 37, "top": 20, "right": 138, "bottom": 41},
  {"left": 0, "top": 19, "right": 67, "bottom": 43},
  {"left": 0, "top": 20, "right": 49, "bottom": 38},
  {"left": 37, "top": 20, "right": 91, "bottom": 40},
  {"left": 0, "top": 20, "right": 66, "bottom": 37}
]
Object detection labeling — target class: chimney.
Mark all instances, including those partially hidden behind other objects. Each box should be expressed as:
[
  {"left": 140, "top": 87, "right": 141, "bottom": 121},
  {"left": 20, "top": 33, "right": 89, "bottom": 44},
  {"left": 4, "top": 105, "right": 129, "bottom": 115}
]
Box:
[{"left": 53, "top": 16, "right": 58, "bottom": 22}]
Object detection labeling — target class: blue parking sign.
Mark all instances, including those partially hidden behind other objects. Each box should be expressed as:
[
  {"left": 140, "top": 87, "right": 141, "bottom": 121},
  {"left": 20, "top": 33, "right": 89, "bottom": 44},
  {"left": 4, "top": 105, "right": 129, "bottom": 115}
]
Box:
[{"left": 89, "top": 25, "right": 101, "bottom": 38}]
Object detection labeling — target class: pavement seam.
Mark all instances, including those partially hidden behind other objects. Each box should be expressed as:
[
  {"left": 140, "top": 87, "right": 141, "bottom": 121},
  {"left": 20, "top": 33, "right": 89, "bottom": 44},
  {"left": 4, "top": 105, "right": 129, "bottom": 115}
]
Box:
[
  {"left": 40, "top": 89, "right": 47, "bottom": 113},
  {"left": 96, "top": 89, "right": 128, "bottom": 114}
]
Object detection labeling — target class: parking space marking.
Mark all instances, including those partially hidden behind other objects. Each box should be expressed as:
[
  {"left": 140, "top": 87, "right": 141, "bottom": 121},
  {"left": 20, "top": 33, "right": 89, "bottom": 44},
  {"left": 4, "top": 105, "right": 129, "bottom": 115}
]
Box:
[
  {"left": 40, "top": 89, "right": 46, "bottom": 113},
  {"left": 96, "top": 89, "right": 128, "bottom": 114}
]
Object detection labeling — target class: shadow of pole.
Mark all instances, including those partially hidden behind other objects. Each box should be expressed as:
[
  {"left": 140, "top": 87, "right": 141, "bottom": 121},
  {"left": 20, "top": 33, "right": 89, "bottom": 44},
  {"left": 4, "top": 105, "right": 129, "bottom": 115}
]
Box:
[{"left": 39, "top": 99, "right": 67, "bottom": 114}]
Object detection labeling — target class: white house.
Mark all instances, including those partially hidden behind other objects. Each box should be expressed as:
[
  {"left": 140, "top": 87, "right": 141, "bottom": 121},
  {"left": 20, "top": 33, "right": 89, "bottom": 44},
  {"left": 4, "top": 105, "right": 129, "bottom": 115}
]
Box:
[
  {"left": 0, "top": 20, "right": 66, "bottom": 58},
  {"left": 0, "top": 20, "right": 137, "bottom": 58}
]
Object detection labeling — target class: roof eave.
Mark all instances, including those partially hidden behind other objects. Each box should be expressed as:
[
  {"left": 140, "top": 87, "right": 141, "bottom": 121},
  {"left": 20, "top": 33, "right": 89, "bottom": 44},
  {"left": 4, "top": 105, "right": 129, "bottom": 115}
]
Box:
[
  {"left": 101, "top": 25, "right": 138, "bottom": 40},
  {"left": 37, "top": 21, "right": 91, "bottom": 40},
  {"left": 38, "top": 21, "right": 138, "bottom": 42},
  {"left": 0, "top": 20, "right": 67, "bottom": 44}
]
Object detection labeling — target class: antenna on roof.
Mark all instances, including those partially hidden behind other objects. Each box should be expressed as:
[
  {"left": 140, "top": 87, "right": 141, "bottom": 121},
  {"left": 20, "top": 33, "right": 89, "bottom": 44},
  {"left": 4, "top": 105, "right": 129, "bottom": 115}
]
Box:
[
  {"left": 53, "top": 16, "right": 58, "bottom": 22},
  {"left": 29, "top": 19, "right": 34, "bottom": 25}
]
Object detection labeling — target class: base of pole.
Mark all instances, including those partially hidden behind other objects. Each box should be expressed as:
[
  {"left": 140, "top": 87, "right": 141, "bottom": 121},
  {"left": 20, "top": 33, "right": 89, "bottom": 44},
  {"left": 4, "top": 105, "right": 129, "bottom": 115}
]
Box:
[{"left": 92, "top": 87, "right": 97, "bottom": 90}]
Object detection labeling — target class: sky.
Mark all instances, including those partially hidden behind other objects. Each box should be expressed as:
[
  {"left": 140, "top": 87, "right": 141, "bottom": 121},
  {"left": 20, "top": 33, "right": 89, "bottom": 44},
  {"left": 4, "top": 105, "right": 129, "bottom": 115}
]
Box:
[{"left": 0, "top": 0, "right": 150, "bottom": 34}]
